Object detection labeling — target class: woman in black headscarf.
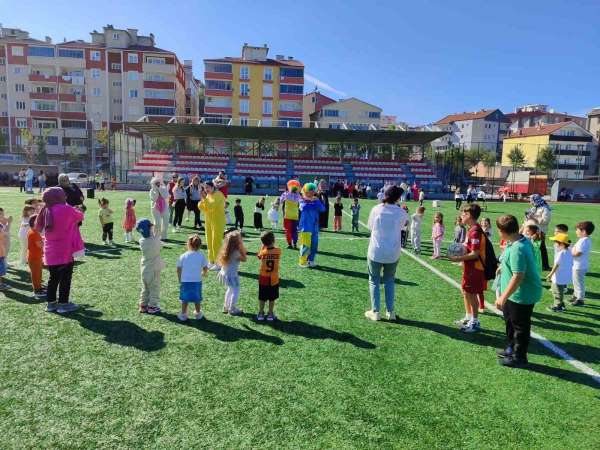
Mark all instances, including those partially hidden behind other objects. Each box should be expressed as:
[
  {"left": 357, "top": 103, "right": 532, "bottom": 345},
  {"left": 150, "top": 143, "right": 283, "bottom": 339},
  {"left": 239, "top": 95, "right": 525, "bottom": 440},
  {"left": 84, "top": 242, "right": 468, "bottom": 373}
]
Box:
[{"left": 317, "top": 179, "right": 329, "bottom": 230}]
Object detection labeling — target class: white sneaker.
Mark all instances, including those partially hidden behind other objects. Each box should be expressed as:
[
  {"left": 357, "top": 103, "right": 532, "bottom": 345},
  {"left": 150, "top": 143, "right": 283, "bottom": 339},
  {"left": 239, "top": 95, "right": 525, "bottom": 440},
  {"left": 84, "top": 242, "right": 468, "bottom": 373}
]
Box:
[
  {"left": 454, "top": 316, "right": 470, "bottom": 326},
  {"left": 195, "top": 311, "right": 204, "bottom": 320},
  {"left": 461, "top": 319, "right": 481, "bottom": 333},
  {"left": 209, "top": 264, "right": 220, "bottom": 272},
  {"left": 177, "top": 313, "right": 188, "bottom": 321},
  {"left": 108, "top": 240, "right": 115, "bottom": 246},
  {"left": 298, "top": 263, "right": 309, "bottom": 269},
  {"left": 228, "top": 306, "right": 243, "bottom": 316},
  {"left": 386, "top": 311, "right": 396, "bottom": 321},
  {"left": 364, "top": 310, "right": 381, "bottom": 321}
]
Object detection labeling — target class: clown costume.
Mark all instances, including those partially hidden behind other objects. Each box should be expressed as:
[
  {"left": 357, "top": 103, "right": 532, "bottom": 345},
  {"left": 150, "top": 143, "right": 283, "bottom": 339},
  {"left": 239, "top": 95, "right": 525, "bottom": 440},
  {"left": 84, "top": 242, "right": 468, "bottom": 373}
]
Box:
[
  {"left": 298, "top": 183, "right": 325, "bottom": 268},
  {"left": 280, "top": 179, "right": 301, "bottom": 249}
]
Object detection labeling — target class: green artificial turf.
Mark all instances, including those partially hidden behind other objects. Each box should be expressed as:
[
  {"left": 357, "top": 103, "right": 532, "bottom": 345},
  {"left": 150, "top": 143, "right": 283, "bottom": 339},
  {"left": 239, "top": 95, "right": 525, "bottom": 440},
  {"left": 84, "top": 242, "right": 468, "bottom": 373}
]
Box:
[{"left": 0, "top": 187, "right": 598, "bottom": 449}]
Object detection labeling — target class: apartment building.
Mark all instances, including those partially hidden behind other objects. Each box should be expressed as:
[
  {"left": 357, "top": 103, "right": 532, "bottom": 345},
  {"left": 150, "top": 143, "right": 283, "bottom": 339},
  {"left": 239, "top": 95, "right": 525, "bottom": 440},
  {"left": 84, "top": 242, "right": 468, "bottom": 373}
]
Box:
[
  {"left": 506, "top": 104, "right": 586, "bottom": 132},
  {"left": 0, "top": 25, "right": 187, "bottom": 161},
  {"left": 184, "top": 60, "right": 202, "bottom": 122},
  {"left": 501, "top": 121, "right": 597, "bottom": 179},
  {"left": 307, "top": 97, "right": 382, "bottom": 130},
  {"left": 203, "top": 44, "right": 304, "bottom": 127},
  {"left": 432, "top": 109, "right": 510, "bottom": 156},
  {"left": 302, "top": 90, "right": 335, "bottom": 124},
  {"left": 587, "top": 107, "right": 600, "bottom": 141}
]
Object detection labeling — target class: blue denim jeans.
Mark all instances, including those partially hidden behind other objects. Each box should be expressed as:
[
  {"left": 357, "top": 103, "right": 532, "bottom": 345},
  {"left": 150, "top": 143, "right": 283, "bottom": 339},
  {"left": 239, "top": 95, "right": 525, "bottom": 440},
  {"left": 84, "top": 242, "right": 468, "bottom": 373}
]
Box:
[{"left": 367, "top": 259, "right": 398, "bottom": 313}]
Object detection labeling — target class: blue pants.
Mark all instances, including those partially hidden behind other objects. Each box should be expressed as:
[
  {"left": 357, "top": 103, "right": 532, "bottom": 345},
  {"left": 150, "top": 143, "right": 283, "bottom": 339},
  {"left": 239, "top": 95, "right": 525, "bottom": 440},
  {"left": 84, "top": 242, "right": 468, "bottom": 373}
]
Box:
[
  {"left": 367, "top": 259, "right": 398, "bottom": 312},
  {"left": 299, "top": 231, "right": 319, "bottom": 264},
  {"left": 25, "top": 179, "right": 33, "bottom": 191}
]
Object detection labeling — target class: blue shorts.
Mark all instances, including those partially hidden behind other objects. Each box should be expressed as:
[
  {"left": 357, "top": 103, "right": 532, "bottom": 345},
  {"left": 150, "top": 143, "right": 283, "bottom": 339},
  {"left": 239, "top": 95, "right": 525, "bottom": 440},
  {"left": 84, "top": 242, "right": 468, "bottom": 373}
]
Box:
[
  {"left": 0, "top": 257, "right": 6, "bottom": 276},
  {"left": 180, "top": 282, "right": 202, "bottom": 303}
]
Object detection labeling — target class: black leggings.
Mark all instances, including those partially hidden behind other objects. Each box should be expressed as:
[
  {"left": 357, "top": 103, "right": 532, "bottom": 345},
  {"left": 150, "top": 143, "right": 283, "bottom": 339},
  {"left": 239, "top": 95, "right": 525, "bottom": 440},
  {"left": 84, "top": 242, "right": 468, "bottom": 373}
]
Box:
[
  {"left": 540, "top": 232, "right": 550, "bottom": 270},
  {"left": 192, "top": 203, "right": 202, "bottom": 229},
  {"left": 455, "top": 198, "right": 462, "bottom": 210},
  {"left": 173, "top": 199, "right": 186, "bottom": 227},
  {"left": 235, "top": 216, "right": 244, "bottom": 229},
  {"left": 102, "top": 223, "right": 113, "bottom": 241},
  {"left": 47, "top": 262, "right": 74, "bottom": 304}
]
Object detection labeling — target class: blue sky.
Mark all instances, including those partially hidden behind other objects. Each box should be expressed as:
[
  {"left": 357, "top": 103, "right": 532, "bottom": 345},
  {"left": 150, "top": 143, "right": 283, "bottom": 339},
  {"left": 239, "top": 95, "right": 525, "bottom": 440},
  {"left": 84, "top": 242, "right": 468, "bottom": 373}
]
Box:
[{"left": 3, "top": 0, "right": 599, "bottom": 124}]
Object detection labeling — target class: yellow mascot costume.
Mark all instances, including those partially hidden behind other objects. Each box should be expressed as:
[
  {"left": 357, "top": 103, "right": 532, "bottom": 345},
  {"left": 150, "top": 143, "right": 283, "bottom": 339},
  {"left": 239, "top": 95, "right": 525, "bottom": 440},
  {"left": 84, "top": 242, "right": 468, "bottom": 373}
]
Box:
[{"left": 198, "top": 180, "right": 226, "bottom": 268}]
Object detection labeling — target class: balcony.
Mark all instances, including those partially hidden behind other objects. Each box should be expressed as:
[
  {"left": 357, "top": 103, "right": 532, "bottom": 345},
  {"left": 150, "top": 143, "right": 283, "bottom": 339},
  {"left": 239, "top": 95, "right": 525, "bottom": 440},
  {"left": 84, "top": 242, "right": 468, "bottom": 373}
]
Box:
[
  {"left": 280, "top": 76, "right": 304, "bottom": 84},
  {"left": 144, "top": 98, "right": 175, "bottom": 107},
  {"left": 29, "top": 73, "right": 58, "bottom": 83},
  {"left": 60, "top": 111, "right": 86, "bottom": 120},
  {"left": 204, "top": 106, "right": 232, "bottom": 114},
  {"left": 143, "top": 80, "right": 174, "bottom": 90},
  {"left": 205, "top": 89, "right": 233, "bottom": 97},
  {"left": 280, "top": 93, "right": 303, "bottom": 101},
  {"left": 30, "top": 92, "right": 58, "bottom": 101},
  {"left": 30, "top": 110, "right": 59, "bottom": 119},
  {"left": 59, "top": 75, "right": 85, "bottom": 85},
  {"left": 204, "top": 71, "right": 233, "bottom": 81},
  {"left": 279, "top": 110, "right": 302, "bottom": 118},
  {"left": 59, "top": 93, "right": 86, "bottom": 102}
]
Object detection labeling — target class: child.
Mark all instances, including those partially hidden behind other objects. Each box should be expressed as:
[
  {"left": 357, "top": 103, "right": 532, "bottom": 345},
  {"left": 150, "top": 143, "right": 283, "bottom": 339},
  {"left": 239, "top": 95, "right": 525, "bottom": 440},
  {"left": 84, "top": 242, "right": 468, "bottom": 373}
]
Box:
[
  {"left": 333, "top": 196, "right": 343, "bottom": 232},
  {"left": 400, "top": 204, "right": 410, "bottom": 248},
  {"left": 553, "top": 224, "right": 568, "bottom": 252},
  {"left": 481, "top": 217, "right": 493, "bottom": 239},
  {"left": 122, "top": 198, "right": 137, "bottom": 243},
  {"left": 257, "top": 230, "right": 281, "bottom": 321},
  {"left": 18, "top": 205, "right": 36, "bottom": 265},
  {"left": 268, "top": 199, "right": 280, "bottom": 230},
  {"left": 524, "top": 222, "right": 542, "bottom": 276},
  {"left": 217, "top": 230, "right": 247, "bottom": 315},
  {"left": 176, "top": 234, "right": 209, "bottom": 321},
  {"left": 98, "top": 198, "right": 114, "bottom": 246},
  {"left": 350, "top": 198, "right": 361, "bottom": 233},
  {"left": 454, "top": 215, "right": 466, "bottom": 244},
  {"left": 0, "top": 219, "right": 12, "bottom": 289},
  {"left": 224, "top": 201, "right": 233, "bottom": 226},
  {"left": 254, "top": 197, "right": 265, "bottom": 231},
  {"left": 431, "top": 212, "right": 445, "bottom": 259},
  {"left": 495, "top": 214, "right": 542, "bottom": 368},
  {"left": 234, "top": 198, "right": 244, "bottom": 231},
  {"left": 27, "top": 214, "right": 45, "bottom": 298},
  {"left": 136, "top": 219, "right": 164, "bottom": 314},
  {"left": 547, "top": 233, "right": 573, "bottom": 312},
  {"left": 571, "top": 221, "right": 594, "bottom": 306},
  {"left": 0, "top": 208, "right": 12, "bottom": 264},
  {"left": 411, "top": 206, "right": 425, "bottom": 254},
  {"left": 418, "top": 189, "right": 425, "bottom": 206}
]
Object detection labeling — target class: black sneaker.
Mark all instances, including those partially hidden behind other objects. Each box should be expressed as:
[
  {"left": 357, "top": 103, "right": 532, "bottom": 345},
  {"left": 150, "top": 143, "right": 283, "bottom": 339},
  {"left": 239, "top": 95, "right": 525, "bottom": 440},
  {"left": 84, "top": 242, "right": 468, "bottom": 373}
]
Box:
[
  {"left": 496, "top": 346, "right": 513, "bottom": 358},
  {"left": 570, "top": 299, "right": 585, "bottom": 307},
  {"left": 498, "top": 356, "right": 528, "bottom": 368},
  {"left": 287, "top": 244, "right": 293, "bottom": 249},
  {"left": 548, "top": 305, "right": 566, "bottom": 313}
]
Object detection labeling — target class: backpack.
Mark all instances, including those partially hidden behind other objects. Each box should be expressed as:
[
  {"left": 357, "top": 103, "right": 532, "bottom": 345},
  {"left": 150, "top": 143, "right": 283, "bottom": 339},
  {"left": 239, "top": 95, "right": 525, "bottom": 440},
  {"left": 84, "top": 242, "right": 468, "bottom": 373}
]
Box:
[{"left": 479, "top": 232, "right": 499, "bottom": 280}]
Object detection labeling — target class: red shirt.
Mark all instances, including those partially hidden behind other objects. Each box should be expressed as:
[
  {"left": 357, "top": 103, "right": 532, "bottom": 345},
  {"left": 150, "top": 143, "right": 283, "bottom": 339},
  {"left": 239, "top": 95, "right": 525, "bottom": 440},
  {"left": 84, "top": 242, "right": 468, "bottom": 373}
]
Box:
[
  {"left": 167, "top": 181, "right": 176, "bottom": 205},
  {"left": 464, "top": 224, "right": 484, "bottom": 272},
  {"left": 27, "top": 228, "right": 43, "bottom": 262}
]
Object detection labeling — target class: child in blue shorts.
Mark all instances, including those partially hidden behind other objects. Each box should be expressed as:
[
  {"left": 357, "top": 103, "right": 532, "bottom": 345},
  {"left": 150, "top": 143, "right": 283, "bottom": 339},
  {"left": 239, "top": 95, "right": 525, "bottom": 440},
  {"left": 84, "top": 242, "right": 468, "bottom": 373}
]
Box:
[{"left": 176, "top": 234, "right": 208, "bottom": 321}]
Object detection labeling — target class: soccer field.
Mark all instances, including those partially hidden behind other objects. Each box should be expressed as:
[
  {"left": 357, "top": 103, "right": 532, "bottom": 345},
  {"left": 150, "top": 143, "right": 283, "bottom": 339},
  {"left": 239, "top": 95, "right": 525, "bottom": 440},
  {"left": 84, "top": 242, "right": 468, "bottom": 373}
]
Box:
[{"left": 0, "top": 188, "right": 598, "bottom": 449}]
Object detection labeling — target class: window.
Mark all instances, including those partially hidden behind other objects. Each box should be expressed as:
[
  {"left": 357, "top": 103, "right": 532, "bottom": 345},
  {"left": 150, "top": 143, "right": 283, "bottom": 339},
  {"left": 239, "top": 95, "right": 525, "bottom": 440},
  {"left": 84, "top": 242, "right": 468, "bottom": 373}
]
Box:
[
  {"left": 144, "top": 73, "right": 168, "bottom": 82},
  {"left": 91, "top": 69, "right": 101, "bottom": 79},
  {"left": 113, "top": 98, "right": 122, "bottom": 104},
  {"left": 206, "top": 80, "right": 232, "bottom": 91},
  {"left": 113, "top": 33, "right": 120, "bottom": 40},
  {"left": 144, "top": 89, "right": 174, "bottom": 100},
  {"left": 13, "top": 67, "right": 23, "bottom": 74},
  {"left": 91, "top": 50, "right": 101, "bottom": 61},
  {"left": 32, "top": 101, "right": 56, "bottom": 111},
  {"left": 279, "top": 84, "right": 303, "bottom": 95},
  {"left": 128, "top": 89, "right": 138, "bottom": 98},
  {"left": 34, "top": 86, "right": 55, "bottom": 94},
  {"left": 280, "top": 101, "right": 302, "bottom": 112},
  {"left": 280, "top": 68, "right": 303, "bottom": 78},
  {"left": 11, "top": 46, "right": 24, "bottom": 56},
  {"left": 35, "top": 120, "right": 56, "bottom": 129},
  {"left": 144, "top": 106, "right": 175, "bottom": 116},
  {"left": 127, "top": 53, "right": 138, "bottom": 64},
  {"left": 61, "top": 120, "right": 87, "bottom": 129},
  {"left": 239, "top": 83, "right": 249, "bottom": 96},
  {"left": 16, "top": 101, "right": 26, "bottom": 110},
  {"left": 262, "top": 118, "right": 272, "bottom": 127},
  {"left": 145, "top": 56, "right": 165, "bottom": 65},
  {"left": 263, "top": 84, "right": 272, "bottom": 97},
  {"left": 15, "top": 83, "right": 25, "bottom": 92},
  {"left": 206, "top": 63, "right": 232, "bottom": 73},
  {"left": 263, "top": 100, "right": 272, "bottom": 115},
  {"left": 323, "top": 109, "right": 339, "bottom": 117},
  {"left": 111, "top": 63, "right": 121, "bottom": 71},
  {"left": 58, "top": 48, "right": 84, "bottom": 58},
  {"left": 240, "top": 117, "right": 249, "bottom": 127},
  {"left": 0, "top": 76, "right": 5, "bottom": 81},
  {"left": 92, "top": 87, "right": 101, "bottom": 96},
  {"left": 239, "top": 99, "right": 249, "bottom": 113},
  {"left": 264, "top": 67, "right": 272, "bottom": 81},
  {"left": 28, "top": 46, "right": 55, "bottom": 57},
  {"left": 368, "top": 111, "right": 380, "bottom": 119},
  {"left": 127, "top": 72, "right": 139, "bottom": 81},
  {"left": 112, "top": 81, "right": 122, "bottom": 87},
  {"left": 16, "top": 119, "right": 27, "bottom": 128},
  {"left": 240, "top": 66, "right": 249, "bottom": 80},
  {"left": 113, "top": 115, "right": 123, "bottom": 121},
  {"left": 0, "top": 57, "right": 5, "bottom": 65},
  {"left": 0, "top": 94, "right": 6, "bottom": 99},
  {"left": 46, "top": 136, "right": 59, "bottom": 145}
]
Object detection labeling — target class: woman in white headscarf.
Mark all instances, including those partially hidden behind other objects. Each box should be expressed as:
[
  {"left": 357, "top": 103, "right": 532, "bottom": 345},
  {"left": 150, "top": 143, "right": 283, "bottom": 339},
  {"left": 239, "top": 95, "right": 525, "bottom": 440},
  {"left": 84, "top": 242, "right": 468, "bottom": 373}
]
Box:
[{"left": 149, "top": 177, "right": 170, "bottom": 240}]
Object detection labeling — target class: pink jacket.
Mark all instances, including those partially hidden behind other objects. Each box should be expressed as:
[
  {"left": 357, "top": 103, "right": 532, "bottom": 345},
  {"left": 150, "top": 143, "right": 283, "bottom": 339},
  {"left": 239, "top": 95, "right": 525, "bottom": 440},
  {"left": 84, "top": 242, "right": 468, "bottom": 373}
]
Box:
[{"left": 43, "top": 204, "right": 85, "bottom": 266}]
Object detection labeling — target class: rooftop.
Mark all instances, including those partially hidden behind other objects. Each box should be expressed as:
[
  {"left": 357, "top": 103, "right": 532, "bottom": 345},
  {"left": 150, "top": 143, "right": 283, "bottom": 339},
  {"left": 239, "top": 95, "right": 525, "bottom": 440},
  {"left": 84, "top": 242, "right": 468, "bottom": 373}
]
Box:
[
  {"left": 434, "top": 109, "right": 507, "bottom": 125},
  {"left": 503, "top": 121, "right": 574, "bottom": 139}
]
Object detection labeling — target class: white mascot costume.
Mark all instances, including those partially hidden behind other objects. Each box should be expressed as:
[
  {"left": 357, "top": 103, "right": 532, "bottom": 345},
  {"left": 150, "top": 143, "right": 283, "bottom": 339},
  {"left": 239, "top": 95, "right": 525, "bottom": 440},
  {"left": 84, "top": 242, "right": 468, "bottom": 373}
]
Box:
[{"left": 149, "top": 177, "right": 169, "bottom": 240}]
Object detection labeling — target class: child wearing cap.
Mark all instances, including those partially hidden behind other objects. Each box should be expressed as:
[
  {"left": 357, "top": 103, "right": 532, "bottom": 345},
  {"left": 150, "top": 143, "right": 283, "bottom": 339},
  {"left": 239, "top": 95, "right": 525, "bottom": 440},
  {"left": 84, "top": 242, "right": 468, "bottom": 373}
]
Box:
[{"left": 546, "top": 233, "right": 573, "bottom": 312}]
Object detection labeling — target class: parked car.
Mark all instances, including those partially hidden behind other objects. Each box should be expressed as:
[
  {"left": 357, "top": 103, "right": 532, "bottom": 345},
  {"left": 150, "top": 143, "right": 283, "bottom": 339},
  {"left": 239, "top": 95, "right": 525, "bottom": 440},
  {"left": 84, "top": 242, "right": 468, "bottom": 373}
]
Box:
[{"left": 67, "top": 172, "right": 89, "bottom": 184}]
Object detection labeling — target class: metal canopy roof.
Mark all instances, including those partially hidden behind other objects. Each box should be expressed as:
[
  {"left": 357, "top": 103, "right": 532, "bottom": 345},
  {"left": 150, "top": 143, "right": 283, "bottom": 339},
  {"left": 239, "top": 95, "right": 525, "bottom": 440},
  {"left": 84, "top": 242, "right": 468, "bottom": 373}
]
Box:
[{"left": 124, "top": 122, "right": 447, "bottom": 145}]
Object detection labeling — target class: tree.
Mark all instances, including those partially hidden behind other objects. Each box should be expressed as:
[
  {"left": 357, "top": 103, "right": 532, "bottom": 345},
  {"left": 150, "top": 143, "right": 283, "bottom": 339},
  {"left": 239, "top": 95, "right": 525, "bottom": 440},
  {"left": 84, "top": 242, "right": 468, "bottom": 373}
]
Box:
[
  {"left": 507, "top": 146, "right": 526, "bottom": 170},
  {"left": 481, "top": 151, "right": 497, "bottom": 188},
  {"left": 535, "top": 146, "right": 556, "bottom": 179},
  {"left": 19, "top": 128, "right": 35, "bottom": 163}
]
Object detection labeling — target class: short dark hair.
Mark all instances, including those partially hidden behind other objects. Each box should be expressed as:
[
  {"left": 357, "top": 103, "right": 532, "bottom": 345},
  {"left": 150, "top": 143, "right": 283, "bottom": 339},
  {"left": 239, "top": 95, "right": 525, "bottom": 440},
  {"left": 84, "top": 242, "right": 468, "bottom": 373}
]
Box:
[
  {"left": 496, "top": 214, "right": 519, "bottom": 234},
  {"left": 261, "top": 230, "right": 275, "bottom": 246},
  {"left": 576, "top": 221, "right": 595, "bottom": 235},
  {"left": 235, "top": 198, "right": 241, "bottom": 204},
  {"left": 525, "top": 224, "right": 539, "bottom": 234},
  {"left": 461, "top": 203, "right": 482, "bottom": 220},
  {"left": 383, "top": 185, "right": 401, "bottom": 204},
  {"left": 29, "top": 214, "right": 37, "bottom": 228},
  {"left": 555, "top": 224, "right": 568, "bottom": 233}
]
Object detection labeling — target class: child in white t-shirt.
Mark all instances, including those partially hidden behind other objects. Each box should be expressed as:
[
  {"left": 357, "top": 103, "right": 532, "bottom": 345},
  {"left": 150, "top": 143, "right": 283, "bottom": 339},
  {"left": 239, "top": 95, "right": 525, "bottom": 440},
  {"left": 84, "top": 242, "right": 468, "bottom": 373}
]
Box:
[
  {"left": 410, "top": 206, "right": 425, "bottom": 254},
  {"left": 570, "top": 221, "right": 594, "bottom": 306},
  {"left": 547, "top": 233, "right": 573, "bottom": 312},
  {"left": 176, "top": 234, "right": 209, "bottom": 321}
]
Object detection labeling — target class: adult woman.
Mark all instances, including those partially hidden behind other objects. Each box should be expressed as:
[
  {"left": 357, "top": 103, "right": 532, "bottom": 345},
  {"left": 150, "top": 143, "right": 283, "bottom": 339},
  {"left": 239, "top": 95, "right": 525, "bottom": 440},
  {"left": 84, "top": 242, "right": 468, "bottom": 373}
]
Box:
[
  {"left": 149, "top": 177, "right": 169, "bottom": 240},
  {"left": 364, "top": 185, "right": 409, "bottom": 321},
  {"left": 454, "top": 187, "right": 462, "bottom": 210},
  {"left": 526, "top": 194, "right": 552, "bottom": 270},
  {"left": 198, "top": 181, "right": 226, "bottom": 269},
  {"left": 58, "top": 173, "right": 84, "bottom": 208},
  {"left": 35, "top": 187, "right": 84, "bottom": 313},
  {"left": 38, "top": 170, "right": 47, "bottom": 193},
  {"left": 244, "top": 176, "right": 254, "bottom": 195},
  {"left": 317, "top": 179, "right": 329, "bottom": 230},
  {"left": 18, "top": 169, "right": 26, "bottom": 193},
  {"left": 186, "top": 176, "right": 203, "bottom": 229},
  {"left": 172, "top": 177, "right": 187, "bottom": 231}
]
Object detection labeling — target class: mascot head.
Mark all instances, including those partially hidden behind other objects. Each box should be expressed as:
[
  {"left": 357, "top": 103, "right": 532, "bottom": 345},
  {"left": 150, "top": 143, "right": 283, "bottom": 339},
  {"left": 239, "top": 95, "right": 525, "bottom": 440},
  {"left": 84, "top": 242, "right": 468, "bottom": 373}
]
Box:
[
  {"left": 302, "top": 182, "right": 317, "bottom": 199},
  {"left": 136, "top": 218, "right": 153, "bottom": 238},
  {"left": 287, "top": 179, "right": 301, "bottom": 193}
]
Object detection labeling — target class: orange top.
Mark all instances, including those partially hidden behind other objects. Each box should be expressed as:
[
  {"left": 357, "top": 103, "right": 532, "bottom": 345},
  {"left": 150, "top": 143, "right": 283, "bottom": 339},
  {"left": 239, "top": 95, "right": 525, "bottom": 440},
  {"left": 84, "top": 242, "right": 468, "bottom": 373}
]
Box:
[
  {"left": 257, "top": 246, "right": 281, "bottom": 286},
  {"left": 27, "top": 228, "right": 43, "bottom": 262},
  {"left": 0, "top": 232, "right": 5, "bottom": 258}
]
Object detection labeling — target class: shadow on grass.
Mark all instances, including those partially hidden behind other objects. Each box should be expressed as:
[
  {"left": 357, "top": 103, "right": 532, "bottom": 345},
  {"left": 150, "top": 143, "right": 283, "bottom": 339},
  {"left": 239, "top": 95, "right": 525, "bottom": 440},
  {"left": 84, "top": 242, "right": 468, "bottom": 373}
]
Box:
[
  {"left": 2, "top": 288, "right": 44, "bottom": 305},
  {"left": 312, "top": 265, "right": 418, "bottom": 286},
  {"left": 6, "top": 266, "right": 31, "bottom": 282},
  {"left": 318, "top": 250, "right": 365, "bottom": 261},
  {"left": 238, "top": 271, "right": 305, "bottom": 289},
  {"left": 533, "top": 310, "right": 600, "bottom": 330},
  {"left": 587, "top": 272, "right": 600, "bottom": 279},
  {"left": 523, "top": 363, "right": 600, "bottom": 390},
  {"left": 62, "top": 306, "right": 165, "bottom": 352},
  {"left": 159, "top": 312, "right": 283, "bottom": 345}
]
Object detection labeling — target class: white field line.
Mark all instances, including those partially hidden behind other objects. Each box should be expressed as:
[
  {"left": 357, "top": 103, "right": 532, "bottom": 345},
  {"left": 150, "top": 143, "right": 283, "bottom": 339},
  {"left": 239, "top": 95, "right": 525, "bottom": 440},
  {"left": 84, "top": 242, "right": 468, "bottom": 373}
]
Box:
[{"left": 335, "top": 203, "right": 600, "bottom": 385}]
